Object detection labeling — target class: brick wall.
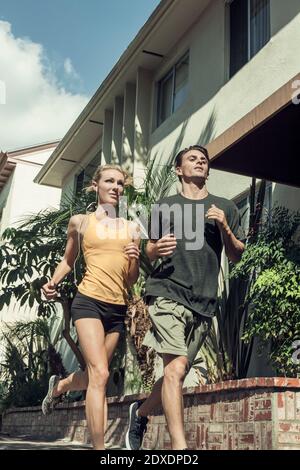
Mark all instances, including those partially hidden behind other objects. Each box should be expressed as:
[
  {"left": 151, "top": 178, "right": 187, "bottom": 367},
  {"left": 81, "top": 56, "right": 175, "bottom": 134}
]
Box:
[{"left": 2, "top": 378, "right": 300, "bottom": 450}]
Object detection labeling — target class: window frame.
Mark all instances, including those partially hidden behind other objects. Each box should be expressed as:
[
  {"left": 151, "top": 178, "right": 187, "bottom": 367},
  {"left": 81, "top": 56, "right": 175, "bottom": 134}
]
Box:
[
  {"left": 229, "top": 0, "right": 270, "bottom": 78},
  {"left": 156, "top": 51, "right": 189, "bottom": 127}
]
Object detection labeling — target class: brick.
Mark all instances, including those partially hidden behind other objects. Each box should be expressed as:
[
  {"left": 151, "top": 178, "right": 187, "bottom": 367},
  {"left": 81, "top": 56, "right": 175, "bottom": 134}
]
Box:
[
  {"left": 254, "top": 422, "right": 261, "bottom": 450},
  {"left": 254, "top": 410, "right": 272, "bottom": 421},
  {"left": 254, "top": 399, "right": 272, "bottom": 410},
  {"left": 261, "top": 422, "right": 273, "bottom": 450},
  {"left": 277, "top": 392, "right": 285, "bottom": 420},
  {"left": 278, "top": 432, "right": 300, "bottom": 444},
  {"left": 286, "top": 392, "right": 295, "bottom": 420},
  {"left": 239, "top": 433, "right": 254, "bottom": 445},
  {"left": 209, "top": 423, "right": 223, "bottom": 433},
  {"left": 238, "top": 423, "right": 254, "bottom": 433},
  {"left": 214, "top": 403, "right": 224, "bottom": 422},
  {"left": 278, "top": 422, "right": 300, "bottom": 433},
  {"left": 224, "top": 412, "right": 240, "bottom": 423},
  {"left": 196, "top": 424, "right": 208, "bottom": 450},
  {"left": 296, "top": 393, "right": 300, "bottom": 419},
  {"left": 208, "top": 433, "right": 223, "bottom": 444}
]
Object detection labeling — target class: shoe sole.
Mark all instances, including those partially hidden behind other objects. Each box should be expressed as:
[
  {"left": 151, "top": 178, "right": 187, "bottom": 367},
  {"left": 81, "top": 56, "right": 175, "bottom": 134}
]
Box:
[{"left": 125, "top": 402, "right": 137, "bottom": 450}]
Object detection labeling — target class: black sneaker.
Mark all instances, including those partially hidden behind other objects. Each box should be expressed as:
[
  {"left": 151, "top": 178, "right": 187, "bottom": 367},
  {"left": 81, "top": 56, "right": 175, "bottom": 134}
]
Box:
[
  {"left": 41, "top": 375, "right": 61, "bottom": 415},
  {"left": 125, "top": 401, "right": 148, "bottom": 450}
]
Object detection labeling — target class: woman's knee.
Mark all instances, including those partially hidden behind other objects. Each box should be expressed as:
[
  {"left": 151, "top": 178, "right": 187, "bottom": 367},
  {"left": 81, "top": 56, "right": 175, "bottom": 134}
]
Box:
[{"left": 87, "top": 364, "right": 109, "bottom": 388}]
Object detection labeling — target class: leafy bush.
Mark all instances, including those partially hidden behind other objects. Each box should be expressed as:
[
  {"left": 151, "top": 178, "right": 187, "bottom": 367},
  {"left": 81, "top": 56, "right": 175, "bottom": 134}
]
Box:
[
  {"left": 0, "top": 317, "right": 66, "bottom": 409},
  {"left": 231, "top": 207, "right": 300, "bottom": 376}
]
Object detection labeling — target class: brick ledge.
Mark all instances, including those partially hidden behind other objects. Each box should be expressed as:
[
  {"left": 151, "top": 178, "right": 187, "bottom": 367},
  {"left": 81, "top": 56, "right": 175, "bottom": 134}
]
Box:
[{"left": 4, "top": 377, "right": 300, "bottom": 415}]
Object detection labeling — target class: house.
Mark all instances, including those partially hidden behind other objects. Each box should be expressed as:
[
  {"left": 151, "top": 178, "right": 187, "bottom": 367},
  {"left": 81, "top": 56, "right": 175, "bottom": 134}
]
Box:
[
  {"left": 34, "top": 0, "right": 300, "bottom": 382},
  {"left": 35, "top": 0, "right": 300, "bottom": 215},
  {"left": 0, "top": 142, "right": 62, "bottom": 359}
]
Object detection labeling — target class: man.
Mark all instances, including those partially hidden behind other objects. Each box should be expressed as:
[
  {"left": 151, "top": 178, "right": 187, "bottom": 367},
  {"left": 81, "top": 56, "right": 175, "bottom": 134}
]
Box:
[{"left": 125, "top": 145, "right": 245, "bottom": 450}]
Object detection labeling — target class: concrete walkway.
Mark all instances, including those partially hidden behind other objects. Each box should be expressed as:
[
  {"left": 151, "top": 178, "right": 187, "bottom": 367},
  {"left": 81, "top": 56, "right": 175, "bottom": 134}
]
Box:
[{"left": 0, "top": 434, "right": 125, "bottom": 450}]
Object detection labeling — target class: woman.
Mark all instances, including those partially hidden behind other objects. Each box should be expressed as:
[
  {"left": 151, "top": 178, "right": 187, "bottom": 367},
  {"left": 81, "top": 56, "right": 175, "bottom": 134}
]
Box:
[{"left": 41, "top": 164, "right": 140, "bottom": 450}]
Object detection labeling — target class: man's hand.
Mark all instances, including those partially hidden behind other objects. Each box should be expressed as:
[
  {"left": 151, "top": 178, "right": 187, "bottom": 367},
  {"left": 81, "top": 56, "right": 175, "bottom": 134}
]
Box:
[
  {"left": 206, "top": 204, "right": 230, "bottom": 234},
  {"left": 41, "top": 280, "right": 58, "bottom": 300},
  {"left": 124, "top": 242, "right": 140, "bottom": 260},
  {"left": 154, "top": 233, "right": 177, "bottom": 258}
]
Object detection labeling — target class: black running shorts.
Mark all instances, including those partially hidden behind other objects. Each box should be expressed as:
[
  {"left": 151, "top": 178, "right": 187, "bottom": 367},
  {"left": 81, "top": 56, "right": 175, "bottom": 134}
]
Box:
[{"left": 71, "top": 292, "right": 127, "bottom": 334}]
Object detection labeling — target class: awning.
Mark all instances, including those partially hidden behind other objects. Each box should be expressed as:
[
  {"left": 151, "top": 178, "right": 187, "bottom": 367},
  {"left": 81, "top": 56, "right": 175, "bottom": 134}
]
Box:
[{"left": 208, "top": 73, "right": 300, "bottom": 188}]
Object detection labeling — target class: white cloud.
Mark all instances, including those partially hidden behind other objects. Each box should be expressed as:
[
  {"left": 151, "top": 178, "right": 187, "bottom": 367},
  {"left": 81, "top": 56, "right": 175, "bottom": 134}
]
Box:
[
  {"left": 0, "top": 21, "right": 89, "bottom": 151},
  {"left": 64, "top": 57, "right": 80, "bottom": 80}
]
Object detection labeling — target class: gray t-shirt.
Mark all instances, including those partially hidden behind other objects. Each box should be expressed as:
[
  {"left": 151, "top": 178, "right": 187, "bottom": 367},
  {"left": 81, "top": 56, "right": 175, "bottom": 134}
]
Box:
[{"left": 145, "top": 193, "right": 244, "bottom": 317}]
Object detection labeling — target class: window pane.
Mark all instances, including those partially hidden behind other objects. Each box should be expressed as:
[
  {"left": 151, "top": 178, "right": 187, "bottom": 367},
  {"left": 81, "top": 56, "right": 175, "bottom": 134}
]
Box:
[
  {"left": 158, "top": 72, "right": 173, "bottom": 125},
  {"left": 75, "top": 170, "right": 84, "bottom": 194},
  {"left": 250, "top": 0, "right": 270, "bottom": 58},
  {"left": 230, "top": 0, "right": 248, "bottom": 77},
  {"left": 173, "top": 54, "right": 189, "bottom": 111},
  {"left": 83, "top": 153, "right": 100, "bottom": 185}
]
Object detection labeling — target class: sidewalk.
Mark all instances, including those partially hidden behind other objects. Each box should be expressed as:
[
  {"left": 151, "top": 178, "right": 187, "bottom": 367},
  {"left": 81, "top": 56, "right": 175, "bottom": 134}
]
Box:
[
  {"left": 0, "top": 434, "right": 125, "bottom": 450},
  {"left": 0, "top": 434, "right": 93, "bottom": 450}
]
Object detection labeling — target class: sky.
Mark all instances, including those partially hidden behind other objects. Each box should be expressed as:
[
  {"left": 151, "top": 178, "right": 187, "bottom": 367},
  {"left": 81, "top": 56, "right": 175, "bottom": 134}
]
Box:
[{"left": 0, "top": 0, "right": 160, "bottom": 151}]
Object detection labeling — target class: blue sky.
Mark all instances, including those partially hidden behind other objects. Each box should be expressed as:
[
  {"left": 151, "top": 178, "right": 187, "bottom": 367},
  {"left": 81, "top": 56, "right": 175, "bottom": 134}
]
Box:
[
  {"left": 0, "top": 0, "right": 160, "bottom": 150},
  {"left": 0, "top": 0, "right": 160, "bottom": 96}
]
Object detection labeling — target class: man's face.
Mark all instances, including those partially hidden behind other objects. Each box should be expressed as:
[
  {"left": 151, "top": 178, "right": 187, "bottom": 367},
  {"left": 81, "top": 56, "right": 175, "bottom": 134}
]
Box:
[{"left": 176, "top": 149, "right": 209, "bottom": 181}]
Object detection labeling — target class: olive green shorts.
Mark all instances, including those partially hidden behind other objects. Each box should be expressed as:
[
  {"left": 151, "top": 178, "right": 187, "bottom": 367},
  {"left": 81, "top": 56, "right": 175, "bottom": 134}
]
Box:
[{"left": 143, "top": 296, "right": 211, "bottom": 368}]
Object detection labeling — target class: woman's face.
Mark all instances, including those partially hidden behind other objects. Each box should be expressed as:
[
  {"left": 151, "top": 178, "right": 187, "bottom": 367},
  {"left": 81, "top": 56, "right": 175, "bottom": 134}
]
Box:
[{"left": 94, "top": 169, "right": 125, "bottom": 207}]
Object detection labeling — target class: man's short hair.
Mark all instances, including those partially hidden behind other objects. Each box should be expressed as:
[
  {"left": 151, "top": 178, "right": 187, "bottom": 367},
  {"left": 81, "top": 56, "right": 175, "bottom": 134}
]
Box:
[{"left": 174, "top": 145, "right": 210, "bottom": 179}]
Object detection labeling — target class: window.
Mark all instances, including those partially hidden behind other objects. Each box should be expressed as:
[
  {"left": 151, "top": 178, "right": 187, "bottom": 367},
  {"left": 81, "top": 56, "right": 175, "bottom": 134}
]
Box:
[
  {"left": 230, "top": 0, "right": 270, "bottom": 77},
  {"left": 74, "top": 153, "right": 100, "bottom": 194},
  {"left": 157, "top": 52, "right": 189, "bottom": 127},
  {"left": 235, "top": 181, "right": 272, "bottom": 235}
]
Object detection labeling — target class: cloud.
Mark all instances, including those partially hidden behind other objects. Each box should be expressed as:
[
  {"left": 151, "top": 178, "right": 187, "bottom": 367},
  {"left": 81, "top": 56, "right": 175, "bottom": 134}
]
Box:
[
  {"left": 63, "top": 57, "right": 80, "bottom": 80},
  {"left": 0, "top": 21, "right": 89, "bottom": 151}
]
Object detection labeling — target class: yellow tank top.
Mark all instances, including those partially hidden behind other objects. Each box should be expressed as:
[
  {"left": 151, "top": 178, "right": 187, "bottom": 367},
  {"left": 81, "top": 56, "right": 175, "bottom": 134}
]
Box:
[{"left": 77, "top": 213, "right": 133, "bottom": 305}]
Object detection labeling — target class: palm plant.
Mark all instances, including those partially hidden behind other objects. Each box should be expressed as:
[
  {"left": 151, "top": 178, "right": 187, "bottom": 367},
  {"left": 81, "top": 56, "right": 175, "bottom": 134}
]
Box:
[{"left": 0, "top": 316, "right": 66, "bottom": 410}]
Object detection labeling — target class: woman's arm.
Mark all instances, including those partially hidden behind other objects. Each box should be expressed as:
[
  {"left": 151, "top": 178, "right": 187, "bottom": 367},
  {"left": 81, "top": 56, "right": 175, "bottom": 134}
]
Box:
[
  {"left": 124, "top": 222, "right": 141, "bottom": 287},
  {"left": 42, "top": 215, "right": 83, "bottom": 299}
]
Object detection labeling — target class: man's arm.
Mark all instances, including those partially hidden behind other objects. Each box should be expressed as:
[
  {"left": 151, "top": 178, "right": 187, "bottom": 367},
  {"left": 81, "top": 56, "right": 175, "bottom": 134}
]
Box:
[
  {"left": 146, "top": 234, "right": 177, "bottom": 262},
  {"left": 206, "top": 204, "right": 245, "bottom": 264}
]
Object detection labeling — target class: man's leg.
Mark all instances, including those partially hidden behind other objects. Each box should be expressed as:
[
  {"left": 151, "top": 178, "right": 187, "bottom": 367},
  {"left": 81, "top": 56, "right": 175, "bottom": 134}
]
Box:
[
  {"left": 138, "top": 354, "right": 188, "bottom": 449},
  {"left": 137, "top": 377, "right": 163, "bottom": 417},
  {"left": 161, "top": 354, "right": 188, "bottom": 450}
]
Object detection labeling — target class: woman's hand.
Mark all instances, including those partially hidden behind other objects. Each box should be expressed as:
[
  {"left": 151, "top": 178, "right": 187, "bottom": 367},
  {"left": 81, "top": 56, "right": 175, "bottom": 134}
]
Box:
[
  {"left": 41, "top": 280, "right": 58, "bottom": 300},
  {"left": 124, "top": 242, "right": 140, "bottom": 260}
]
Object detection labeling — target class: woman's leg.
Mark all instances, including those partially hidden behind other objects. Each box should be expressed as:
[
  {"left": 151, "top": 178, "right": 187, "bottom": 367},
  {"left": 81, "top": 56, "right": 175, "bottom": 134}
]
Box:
[
  {"left": 75, "top": 318, "right": 109, "bottom": 450},
  {"left": 103, "top": 331, "right": 121, "bottom": 432},
  {"left": 53, "top": 369, "right": 87, "bottom": 397},
  {"left": 52, "top": 331, "right": 121, "bottom": 398}
]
